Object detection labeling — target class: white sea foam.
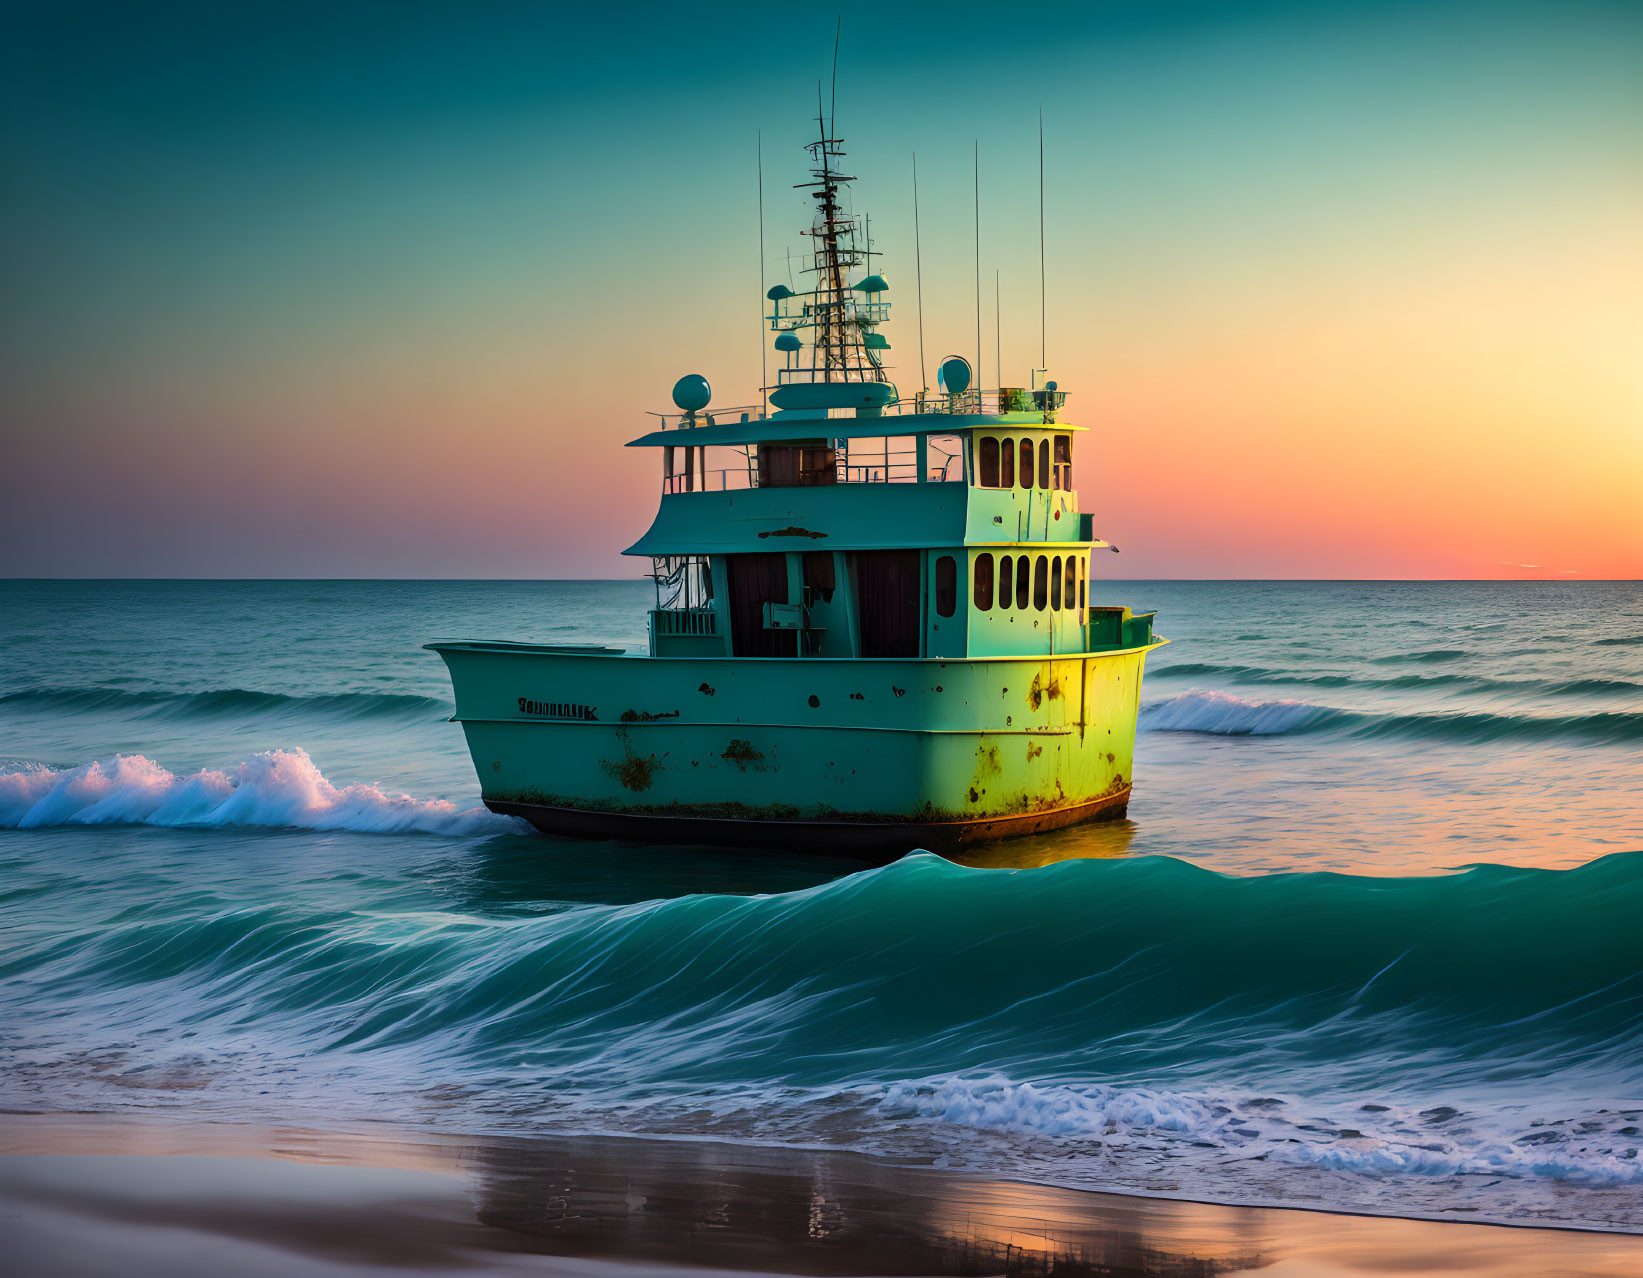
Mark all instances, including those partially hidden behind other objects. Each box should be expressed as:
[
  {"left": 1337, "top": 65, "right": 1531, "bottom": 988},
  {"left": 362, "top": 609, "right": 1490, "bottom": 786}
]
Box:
[
  {"left": 877, "top": 1075, "right": 1217, "bottom": 1137},
  {"left": 1140, "top": 687, "right": 1338, "bottom": 735},
  {"left": 0, "top": 749, "right": 522, "bottom": 836},
  {"left": 870, "top": 1075, "right": 1643, "bottom": 1188}
]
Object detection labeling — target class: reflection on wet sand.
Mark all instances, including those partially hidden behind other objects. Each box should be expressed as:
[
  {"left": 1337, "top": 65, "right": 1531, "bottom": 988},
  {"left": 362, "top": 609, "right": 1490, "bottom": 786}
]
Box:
[
  {"left": 474, "top": 1128, "right": 1256, "bottom": 1275},
  {"left": 6, "top": 1115, "right": 1642, "bottom": 1277}
]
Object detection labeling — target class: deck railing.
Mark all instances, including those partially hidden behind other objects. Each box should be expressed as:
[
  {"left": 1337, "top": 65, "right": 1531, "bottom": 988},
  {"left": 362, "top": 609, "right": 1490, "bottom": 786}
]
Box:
[
  {"left": 663, "top": 443, "right": 963, "bottom": 493},
  {"left": 646, "top": 389, "right": 1068, "bottom": 433},
  {"left": 650, "top": 607, "right": 718, "bottom": 637}
]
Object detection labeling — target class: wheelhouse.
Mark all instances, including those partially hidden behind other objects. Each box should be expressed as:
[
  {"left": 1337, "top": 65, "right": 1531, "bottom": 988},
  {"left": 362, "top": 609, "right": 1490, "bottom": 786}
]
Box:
[{"left": 626, "top": 407, "right": 1153, "bottom": 663}]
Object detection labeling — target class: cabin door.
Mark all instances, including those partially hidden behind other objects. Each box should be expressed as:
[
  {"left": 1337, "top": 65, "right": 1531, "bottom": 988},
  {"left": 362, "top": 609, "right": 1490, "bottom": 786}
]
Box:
[
  {"left": 726, "top": 553, "right": 796, "bottom": 657},
  {"left": 855, "top": 549, "right": 922, "bottom": 658}
]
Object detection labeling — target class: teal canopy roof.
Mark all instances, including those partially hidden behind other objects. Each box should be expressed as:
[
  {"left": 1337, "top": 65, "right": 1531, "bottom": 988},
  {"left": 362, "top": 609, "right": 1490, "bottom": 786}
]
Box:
[
  {"left": 863, "top": 332, "right": 890, "bottom": 349},
  {"left": 766, "top": 284, "right": 795, "bottom": 300},
  {"left": 853, "top": 274, "right": 889, "bottom": 293},
  {"left": 773, "top": 333, "right": 802, "bottom": 351}
]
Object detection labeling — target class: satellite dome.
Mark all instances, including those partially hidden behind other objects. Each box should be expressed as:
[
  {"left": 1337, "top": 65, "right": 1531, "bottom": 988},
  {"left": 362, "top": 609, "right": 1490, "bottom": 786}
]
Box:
[
  {"left": 671, "top": 374, "right": 711, "bottom": 413},
  {"left": 938, "top": 355, "right": 972, "bottom": 395},
  {"left": 853, "top": 274, "right": 889, "bottom": 293},
  {"left": 773, "top": 333, "right": 801, "bottom": 352},
  {"left": 1045, "top": 380, "right": 1058, "bottom": 391},
  {"left": 766, "top": 284, "right": 794, "bottom": 300}
]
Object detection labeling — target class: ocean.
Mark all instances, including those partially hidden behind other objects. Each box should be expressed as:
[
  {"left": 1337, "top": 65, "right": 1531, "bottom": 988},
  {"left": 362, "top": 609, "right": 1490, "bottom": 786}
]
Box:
[{"left": 3, "top": 579, "right": 1641, "bottom": 1230}]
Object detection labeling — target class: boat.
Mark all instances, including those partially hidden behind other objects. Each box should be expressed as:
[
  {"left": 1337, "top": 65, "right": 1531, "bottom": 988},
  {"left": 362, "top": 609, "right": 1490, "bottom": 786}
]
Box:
[{"left": 428, "top": 110, "right": 1166, "bottom": 859}]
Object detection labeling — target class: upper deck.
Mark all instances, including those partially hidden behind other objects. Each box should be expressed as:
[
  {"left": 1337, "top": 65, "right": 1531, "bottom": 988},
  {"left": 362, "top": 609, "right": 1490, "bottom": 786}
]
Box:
[{"left": 624, "top": 391, "right": 1096, "bottom": 559}]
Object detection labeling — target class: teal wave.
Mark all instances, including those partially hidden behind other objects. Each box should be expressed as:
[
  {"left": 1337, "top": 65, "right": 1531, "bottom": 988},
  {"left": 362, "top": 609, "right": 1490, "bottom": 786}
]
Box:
[{"left": 13, "top": 852, "right": 1643, "bottom": 1094}]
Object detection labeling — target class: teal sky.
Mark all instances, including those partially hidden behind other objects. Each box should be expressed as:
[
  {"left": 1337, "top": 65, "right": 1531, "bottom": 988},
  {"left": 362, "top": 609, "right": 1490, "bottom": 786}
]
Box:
[{"left": 3, "top": 1, "right": 1639, "bottom": 577}]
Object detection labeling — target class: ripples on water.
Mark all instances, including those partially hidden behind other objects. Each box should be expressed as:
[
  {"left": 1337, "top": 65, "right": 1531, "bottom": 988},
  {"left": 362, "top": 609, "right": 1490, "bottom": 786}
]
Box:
[{"left": 2, "top": 580, "right": 1641, "bottom": 1228}]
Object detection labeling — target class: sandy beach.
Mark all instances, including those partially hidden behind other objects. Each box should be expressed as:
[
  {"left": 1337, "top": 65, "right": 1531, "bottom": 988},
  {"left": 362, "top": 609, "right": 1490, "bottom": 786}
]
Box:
[{"left": 5, "top": 1113, "right": 1641, "bottom": 1277}]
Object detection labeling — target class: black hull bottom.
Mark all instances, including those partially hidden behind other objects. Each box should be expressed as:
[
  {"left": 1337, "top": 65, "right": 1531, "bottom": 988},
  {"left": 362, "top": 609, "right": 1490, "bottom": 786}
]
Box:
[{"left": 482, "top": 789, "right": 1131, "bottom": 861}]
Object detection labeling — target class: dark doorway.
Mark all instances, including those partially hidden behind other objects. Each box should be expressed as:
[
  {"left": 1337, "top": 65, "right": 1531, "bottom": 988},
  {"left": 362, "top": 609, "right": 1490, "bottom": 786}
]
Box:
[
  {"left": 855, "top": 550, "right": 922, "bottom": 658},
  {"left": 726, "top": 553, "right": 796, "bottom": 657}
]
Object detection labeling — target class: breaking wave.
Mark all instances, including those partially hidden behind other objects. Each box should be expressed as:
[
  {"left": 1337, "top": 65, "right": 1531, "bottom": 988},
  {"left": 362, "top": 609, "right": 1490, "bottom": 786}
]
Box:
[
  {"left": 0, "top": 750, "right": 519, "bottom": 835},
  {"left": 1141, "top": 688, "right": 1643, "bottom": 744},
  {"left": 6, "top": 850, "right": 1642, "bottom": 1202}
]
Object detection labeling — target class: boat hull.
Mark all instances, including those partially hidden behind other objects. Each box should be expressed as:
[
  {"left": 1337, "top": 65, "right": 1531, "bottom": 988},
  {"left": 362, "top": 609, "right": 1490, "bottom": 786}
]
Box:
[
  {"left": 483, "top": 787, "right": 1130, "bottom": 859},
  {"left": 427, "top": 642, "right": 1162, "bottom": 858}
]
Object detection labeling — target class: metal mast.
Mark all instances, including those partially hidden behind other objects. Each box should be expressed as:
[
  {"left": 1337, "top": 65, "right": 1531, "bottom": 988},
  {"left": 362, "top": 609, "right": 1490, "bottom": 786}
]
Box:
[{"left": 798, "top": 92, "right": 881, "bottom": 384}]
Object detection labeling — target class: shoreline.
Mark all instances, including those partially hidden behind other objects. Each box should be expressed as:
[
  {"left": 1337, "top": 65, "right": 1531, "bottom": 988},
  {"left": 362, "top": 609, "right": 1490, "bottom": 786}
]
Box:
[{"left": 5, "top": 1112, "right": 1642, "bottom": 1276}]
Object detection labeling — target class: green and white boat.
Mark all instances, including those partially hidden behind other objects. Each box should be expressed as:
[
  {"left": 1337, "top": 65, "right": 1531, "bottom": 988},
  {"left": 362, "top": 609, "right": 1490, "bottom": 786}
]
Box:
[{"left": 429, "top": 116, "right": 1165, "bottom": 858}]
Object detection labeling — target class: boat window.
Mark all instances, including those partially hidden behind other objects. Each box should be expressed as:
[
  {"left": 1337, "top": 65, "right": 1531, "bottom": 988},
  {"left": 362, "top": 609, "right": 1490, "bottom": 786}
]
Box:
[
  {"left": 1016, "top": 555, "right": 1031, "bottom": 609},
  {"left": 1000, "top": 439, "right": 1015, "bottom": 487},
  {"left": 1063, "top": 556, "right": 1076, "bottom": 608},
  {"left": 978, "top": 437, "right": 999, "bottom": 488},
  {"left": 997, "top": 555, "right": 1013, "bottom": 610},
  {"left": 1033, "top": 555, "right": 1049, "bottom": 610},
  {"left": 1038, "top": 439, "right": 1051, "bottom": 489},
  {"left": 1019, "top": 439, "right": 1033, "bottom": 489},
  {"left": 927, "top": 433, "right": 964, "bottom": 482},
  {"left": 935, "top": 555, "right": 957, "bottom": 617},
  {"left": 974, "top": 553, "right": 994, "bottom": 611},
  {"left": 759, "top": 441, "right": 836, "bottom": 488},
  {"left": 1051, "top": 556, "right": 1063, "bottom": 610},
  {"left": 1078, "top": 558, "right": 1087, "bottom": 611},
  {"left": 1054, "top": 434, "right": 1071, "bottom": 490}
]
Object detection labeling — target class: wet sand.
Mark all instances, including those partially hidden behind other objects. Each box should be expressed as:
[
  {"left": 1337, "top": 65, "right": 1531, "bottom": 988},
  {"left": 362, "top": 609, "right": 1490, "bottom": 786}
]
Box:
[{"left": 4, "top": 1113, "right": 1642, "bottom": 1277}]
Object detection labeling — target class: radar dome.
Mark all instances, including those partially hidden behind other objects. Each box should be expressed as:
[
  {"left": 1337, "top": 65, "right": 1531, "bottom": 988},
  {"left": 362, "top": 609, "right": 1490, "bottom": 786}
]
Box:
[
  {"left": 773, "top": 333, "right": 801, "bottom": 352},
  {"left": 766, "top": 284, "right": 794, "bottom": 300},
  {"left": 671, "top": 374, "right": 711, "bottom": 413},
  {"left": 938, "top": 355, "right": 972, "bottom": 395}
]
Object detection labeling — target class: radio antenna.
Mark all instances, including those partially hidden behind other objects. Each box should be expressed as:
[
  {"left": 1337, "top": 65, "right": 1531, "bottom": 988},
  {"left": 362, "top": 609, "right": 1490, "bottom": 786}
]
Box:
[
  {"left": 757, "top": 128, "right": 767, "bottom": 415},
  {"left": 830, "top": 16, "right": 841, "bottom": 133},
  {"left": 974, "top": 139, "right": 982, "bottom": 392},
  {"left": 995, "top": 269, "right": 1001, "bottom": 390},
  {"left": 913, "top": 153, "right": 927, "bottom": 391},
  {"left": 1039, "top": 107, "right": 1047, "bottom": 371}
]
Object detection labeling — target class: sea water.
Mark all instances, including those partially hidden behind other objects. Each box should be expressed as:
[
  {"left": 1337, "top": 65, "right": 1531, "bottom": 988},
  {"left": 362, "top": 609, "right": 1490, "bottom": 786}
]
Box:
[{"left": 2, "top": 580, "right": 1640, "bottom": 1228}]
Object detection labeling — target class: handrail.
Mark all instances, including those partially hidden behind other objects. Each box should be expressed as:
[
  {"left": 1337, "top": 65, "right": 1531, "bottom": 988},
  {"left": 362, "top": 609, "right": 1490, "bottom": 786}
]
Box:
[
  {"left": 644, "top": 389, "right": 1068, "bottom": 432},
  {"left": 650, "top": 607, "right": 719, "bottom": 637},
  {"left": 663, "top": 460, "right": 963, "bottom": 493}
]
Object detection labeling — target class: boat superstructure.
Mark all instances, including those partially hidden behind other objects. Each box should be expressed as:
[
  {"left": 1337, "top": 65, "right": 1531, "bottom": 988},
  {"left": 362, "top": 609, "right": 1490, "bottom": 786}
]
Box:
[{"left": 429, "top": 111, "right": 1165, "bottom": 857}]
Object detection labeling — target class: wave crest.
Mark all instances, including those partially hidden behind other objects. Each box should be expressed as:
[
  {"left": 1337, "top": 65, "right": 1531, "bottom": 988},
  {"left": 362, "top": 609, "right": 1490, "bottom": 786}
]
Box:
[
  {"left": 0, "top": 686, "right": 448, "bottom": 720},
  {"left": 1142, "top": 688, "right": 1643, "bottom": 744},
  {"left": 1140, "top": 689, "right": 1340, "bottom": 735},
  {"left": 0, "top": 750, "right": 520, "bottom": 836}
]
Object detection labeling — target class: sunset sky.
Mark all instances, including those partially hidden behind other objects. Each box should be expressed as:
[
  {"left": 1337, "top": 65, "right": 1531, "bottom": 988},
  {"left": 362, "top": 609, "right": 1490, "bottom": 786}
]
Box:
[{"left": 2, "top": 0, "right": 1639, "bottom": 579}]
